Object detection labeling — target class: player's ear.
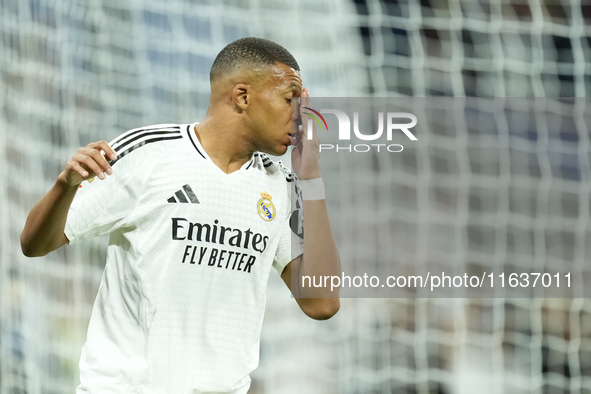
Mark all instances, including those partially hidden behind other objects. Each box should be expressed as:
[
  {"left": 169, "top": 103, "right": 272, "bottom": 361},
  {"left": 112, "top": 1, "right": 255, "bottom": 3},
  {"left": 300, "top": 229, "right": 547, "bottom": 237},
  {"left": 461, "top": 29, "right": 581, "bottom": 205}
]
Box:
[{"left": 232, "top": 83, "right": 250, "bottom": 111}]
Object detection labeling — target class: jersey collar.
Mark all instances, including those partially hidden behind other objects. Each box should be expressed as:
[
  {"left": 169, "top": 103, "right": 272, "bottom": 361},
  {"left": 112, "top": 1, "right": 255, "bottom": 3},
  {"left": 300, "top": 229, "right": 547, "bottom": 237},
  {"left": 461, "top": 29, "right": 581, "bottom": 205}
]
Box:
[{"left": 186, "top": 122, "right": 255, "bottom": 171}]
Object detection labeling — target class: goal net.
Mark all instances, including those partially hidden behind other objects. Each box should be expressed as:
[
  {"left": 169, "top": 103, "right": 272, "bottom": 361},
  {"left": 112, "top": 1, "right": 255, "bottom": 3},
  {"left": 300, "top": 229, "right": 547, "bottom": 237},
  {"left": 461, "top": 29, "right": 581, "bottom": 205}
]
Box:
[{"left": 1, "top": 0, "right": 590, "bottom": 393}]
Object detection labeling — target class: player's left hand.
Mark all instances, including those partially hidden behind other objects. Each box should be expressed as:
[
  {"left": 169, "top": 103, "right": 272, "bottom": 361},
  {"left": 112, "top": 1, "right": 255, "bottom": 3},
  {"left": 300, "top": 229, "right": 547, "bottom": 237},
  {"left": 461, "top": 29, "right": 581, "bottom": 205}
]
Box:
[{"left": 291, "top": 88, "right": 321, "bottom": 180}]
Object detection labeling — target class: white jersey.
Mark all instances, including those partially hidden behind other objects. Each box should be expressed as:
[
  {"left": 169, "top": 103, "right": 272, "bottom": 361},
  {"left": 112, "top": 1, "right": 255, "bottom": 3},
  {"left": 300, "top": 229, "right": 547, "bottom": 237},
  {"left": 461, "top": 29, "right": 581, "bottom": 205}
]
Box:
[{"left": 65, "top": 123, "right": 304, "bottom": 394}]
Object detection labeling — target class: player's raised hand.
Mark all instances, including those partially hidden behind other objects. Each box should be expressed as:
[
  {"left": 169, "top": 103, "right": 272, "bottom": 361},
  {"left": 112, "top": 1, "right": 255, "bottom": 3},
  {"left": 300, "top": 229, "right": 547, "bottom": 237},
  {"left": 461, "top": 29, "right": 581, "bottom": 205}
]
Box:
[
  {"left": 291, "top": 88, "right": 321, "bottom": 180},
  {"left": 60, "top": 140, "right": 117, "bottom": 187}
]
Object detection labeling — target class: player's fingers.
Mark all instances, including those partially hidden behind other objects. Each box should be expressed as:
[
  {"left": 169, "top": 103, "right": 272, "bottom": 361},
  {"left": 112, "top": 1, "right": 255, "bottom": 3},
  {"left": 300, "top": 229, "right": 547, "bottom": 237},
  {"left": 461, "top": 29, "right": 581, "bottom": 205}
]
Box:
[
  {"left": 299, "top": 89, "right": 318, "bottom": 140},
  {"left": 84, "top": 147, "right": 113, "bottom": 175},
  {"left": 73, "top": 152, "right": 106, "bottom": 180},
  {"left": 67, "top": 160, "right": 89, "bottom": 178},
  {"left": 90, "top": 140, "right": 117, "bottom": 161},
  {"left": 295, "top": 135, "right": 304, "bottom": 152},
  {"left": 299, "top": 88, "right": 311, "bottom": 124},
  {"left": 291, "top": 102, "right": 302, "bottom": 138},
  {"left": 292, "top": 126, "right": 303, "bottom": 146},
  {"left": 291, "top": 99, "right": 301, "bottom": 122},
  {"left": 299, "top": 88, "right": 311, "bottom": 109}
]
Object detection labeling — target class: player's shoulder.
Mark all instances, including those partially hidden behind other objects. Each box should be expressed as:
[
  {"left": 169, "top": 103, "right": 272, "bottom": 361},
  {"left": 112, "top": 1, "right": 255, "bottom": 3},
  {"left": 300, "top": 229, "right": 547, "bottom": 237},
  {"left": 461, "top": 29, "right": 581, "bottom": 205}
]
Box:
[
  {"left": 255, "top": 152, "right": 297, "bottom": 184},
  {"left": 109, "top": 123, "right": 184, "bottom": 166}
]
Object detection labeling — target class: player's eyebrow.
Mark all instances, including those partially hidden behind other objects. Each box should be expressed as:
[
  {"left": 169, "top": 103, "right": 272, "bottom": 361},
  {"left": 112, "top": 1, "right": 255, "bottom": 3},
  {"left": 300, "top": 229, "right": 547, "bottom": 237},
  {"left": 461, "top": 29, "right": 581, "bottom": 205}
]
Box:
[{"left": 286, "top": 82, "right": 302, "bottom": 91}]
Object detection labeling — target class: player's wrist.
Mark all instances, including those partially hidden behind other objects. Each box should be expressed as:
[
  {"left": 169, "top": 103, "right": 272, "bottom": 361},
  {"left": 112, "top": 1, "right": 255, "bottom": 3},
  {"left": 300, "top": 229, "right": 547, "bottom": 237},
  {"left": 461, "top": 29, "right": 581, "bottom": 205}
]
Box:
[
  {"left": 300, "top": 177, "right": 325, "bottom": 200},
  {"left": 57, "top": 171, "right": 82, "bottom": 191},
  {"left": 297, "top": 168, "right": 321, "bottom": 181}
]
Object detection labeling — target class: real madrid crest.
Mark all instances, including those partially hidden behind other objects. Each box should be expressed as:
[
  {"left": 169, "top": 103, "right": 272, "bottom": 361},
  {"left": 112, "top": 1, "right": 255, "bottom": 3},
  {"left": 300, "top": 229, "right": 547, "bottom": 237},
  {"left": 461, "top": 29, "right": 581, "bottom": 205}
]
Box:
[{"left": 257, "top": 191, "right": 276, "bottom": 221}]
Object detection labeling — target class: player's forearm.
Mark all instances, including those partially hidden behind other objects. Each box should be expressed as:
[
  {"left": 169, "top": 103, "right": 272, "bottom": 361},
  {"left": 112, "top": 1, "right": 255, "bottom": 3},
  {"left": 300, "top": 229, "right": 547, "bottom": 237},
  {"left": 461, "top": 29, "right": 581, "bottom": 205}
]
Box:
[
  {"left": 299, "top": 199, "right": 341, "bottom": 297},
  {"left": 21, "top": 172, "right": 78, "bottom": 257}
]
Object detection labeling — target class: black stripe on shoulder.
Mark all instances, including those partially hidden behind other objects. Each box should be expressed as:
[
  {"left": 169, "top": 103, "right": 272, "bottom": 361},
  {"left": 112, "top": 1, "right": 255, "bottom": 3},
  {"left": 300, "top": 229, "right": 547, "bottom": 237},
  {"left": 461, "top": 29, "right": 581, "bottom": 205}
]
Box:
[
  {"left": 186, "top": 125, "right": 206, "bottom": 159},
  {"left": 282, "top": 167, "right": 297, "bottom": 182},
  {"left": 258, "top": 152, "right": 273, "bottom": 168},
  {"left": 114, "top": 130, "right": 181, "bottom": 153},
  {"left": 110, "top": 135, "right": 183, "bottom": 166},
  {"left": 112, "top": 125, "right": 180, "bottom": 147}
]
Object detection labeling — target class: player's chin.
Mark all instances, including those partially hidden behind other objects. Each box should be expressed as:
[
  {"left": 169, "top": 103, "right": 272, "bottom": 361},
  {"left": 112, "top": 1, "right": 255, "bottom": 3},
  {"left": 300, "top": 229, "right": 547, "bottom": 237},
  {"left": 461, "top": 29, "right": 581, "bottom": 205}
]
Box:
[
  {"left": 274, "top": 143, "right": 289, "bottom": 156},
  {"left": 280, "top": 135, "right": 294, "bottom": 150},
  {"left": 260, "top": 142, "right": 289, "bottom": 157}
]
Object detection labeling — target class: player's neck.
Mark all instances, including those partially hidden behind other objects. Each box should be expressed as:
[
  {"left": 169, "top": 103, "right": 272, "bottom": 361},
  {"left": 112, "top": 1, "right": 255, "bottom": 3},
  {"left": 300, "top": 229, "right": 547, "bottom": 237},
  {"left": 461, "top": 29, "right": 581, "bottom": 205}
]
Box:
[{"left": 193, "top": 116, "right": 254, "bottom": 174}]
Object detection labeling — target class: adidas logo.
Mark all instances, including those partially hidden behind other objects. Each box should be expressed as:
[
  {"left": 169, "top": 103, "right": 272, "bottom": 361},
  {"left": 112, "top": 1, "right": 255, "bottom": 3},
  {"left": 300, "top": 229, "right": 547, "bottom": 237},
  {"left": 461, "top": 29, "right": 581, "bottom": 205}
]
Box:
[{"left": 168, "top": 184, "right": 199, "bottom": 204}]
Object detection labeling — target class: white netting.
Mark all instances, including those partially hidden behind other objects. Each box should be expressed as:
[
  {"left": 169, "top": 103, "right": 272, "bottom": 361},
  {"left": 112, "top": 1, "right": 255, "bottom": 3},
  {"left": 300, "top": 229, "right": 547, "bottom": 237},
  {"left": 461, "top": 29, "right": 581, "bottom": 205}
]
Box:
[{"left": 1, "top": 0, "right": 590, "bottom": 393}]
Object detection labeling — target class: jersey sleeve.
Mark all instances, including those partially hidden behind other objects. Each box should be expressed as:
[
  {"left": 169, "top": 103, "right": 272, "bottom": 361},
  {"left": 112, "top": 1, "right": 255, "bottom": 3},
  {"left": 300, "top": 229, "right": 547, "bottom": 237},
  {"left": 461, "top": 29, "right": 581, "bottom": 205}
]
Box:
[
  {"left": 272, "top": 169, "right": 304, "bottom": 276},
  {"left": 64, "top": 136, "right": 147, "bottom": 244}
]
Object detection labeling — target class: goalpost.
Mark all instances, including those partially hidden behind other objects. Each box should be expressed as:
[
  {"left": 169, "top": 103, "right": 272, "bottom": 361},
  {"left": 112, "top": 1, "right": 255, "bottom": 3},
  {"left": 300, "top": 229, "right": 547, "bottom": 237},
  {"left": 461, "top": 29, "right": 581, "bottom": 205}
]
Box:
[{"left": 1, "top": 0, "right": 590, "bottom": 393}]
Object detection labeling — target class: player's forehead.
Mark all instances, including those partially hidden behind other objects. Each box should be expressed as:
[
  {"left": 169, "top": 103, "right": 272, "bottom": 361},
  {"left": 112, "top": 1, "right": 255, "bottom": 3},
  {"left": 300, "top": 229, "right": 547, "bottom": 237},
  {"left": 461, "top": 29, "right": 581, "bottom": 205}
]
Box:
[{"left": 267, "top": 63, "right": 303, "bottom": 92}]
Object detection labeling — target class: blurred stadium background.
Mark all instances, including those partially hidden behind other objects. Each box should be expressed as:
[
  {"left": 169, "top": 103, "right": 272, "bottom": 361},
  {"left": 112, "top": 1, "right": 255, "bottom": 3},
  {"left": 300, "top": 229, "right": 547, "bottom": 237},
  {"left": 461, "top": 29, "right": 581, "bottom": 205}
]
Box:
[{"left": 2, "top": 0, "right": 591, "bottom": 393}]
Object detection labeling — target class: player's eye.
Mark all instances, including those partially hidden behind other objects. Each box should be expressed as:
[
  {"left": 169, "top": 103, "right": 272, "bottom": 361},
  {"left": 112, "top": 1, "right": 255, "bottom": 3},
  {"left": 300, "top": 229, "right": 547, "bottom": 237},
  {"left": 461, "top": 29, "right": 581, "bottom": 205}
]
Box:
[{"left": 286, "top": 98, "right": 292, "bottom": 103}]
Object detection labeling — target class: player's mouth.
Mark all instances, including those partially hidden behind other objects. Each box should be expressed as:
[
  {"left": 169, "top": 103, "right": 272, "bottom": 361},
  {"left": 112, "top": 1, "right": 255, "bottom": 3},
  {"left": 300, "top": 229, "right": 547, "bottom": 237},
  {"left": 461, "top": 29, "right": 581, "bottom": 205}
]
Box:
[{"left": 290, "top": 124, "right": 303, "bottom": 137}]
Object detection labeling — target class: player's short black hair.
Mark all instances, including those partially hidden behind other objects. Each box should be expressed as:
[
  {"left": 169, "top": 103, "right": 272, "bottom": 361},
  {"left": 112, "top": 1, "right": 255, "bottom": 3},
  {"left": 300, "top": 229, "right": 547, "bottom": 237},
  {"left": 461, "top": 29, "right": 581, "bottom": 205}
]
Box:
[{"left": 210, "top": 37, "right": 299, "bottom": 82}]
